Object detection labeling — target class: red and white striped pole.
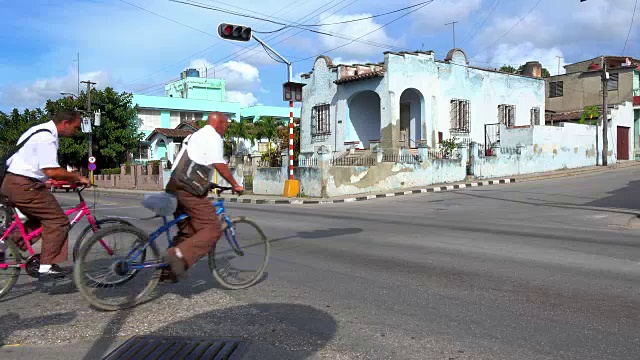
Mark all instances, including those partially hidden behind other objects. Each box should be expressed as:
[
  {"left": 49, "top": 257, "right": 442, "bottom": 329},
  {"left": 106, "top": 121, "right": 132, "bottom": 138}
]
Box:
[{"left": 289, "top": 100, "right": 294, "bottom": 180}]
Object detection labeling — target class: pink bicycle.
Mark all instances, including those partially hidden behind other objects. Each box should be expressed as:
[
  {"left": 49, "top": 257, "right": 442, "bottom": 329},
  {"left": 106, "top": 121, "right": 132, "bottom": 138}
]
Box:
[{"left": 0, "top": 183, "right": 134, "bottom": 299}]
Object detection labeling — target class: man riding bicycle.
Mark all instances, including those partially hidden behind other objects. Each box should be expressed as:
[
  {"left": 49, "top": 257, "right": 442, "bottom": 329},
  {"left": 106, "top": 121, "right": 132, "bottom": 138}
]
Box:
[
  {"left": 0, "top": 110, "right": 91, "bottom": 279},
  {"left": 163, "top": 111, "right": 244, "bottom": 281}
]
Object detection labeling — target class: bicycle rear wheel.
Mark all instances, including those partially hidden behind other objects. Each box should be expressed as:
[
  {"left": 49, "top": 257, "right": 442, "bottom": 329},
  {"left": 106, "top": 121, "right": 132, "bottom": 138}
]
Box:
[
  {"left": 208, "top": 217, "right": 270, "bottom": 290},
  {"left": 0, "top": 240, "right": 22, "bottom": 299},
  {"left": 73, "top": 224, "right": 161, "bottom": 311}
]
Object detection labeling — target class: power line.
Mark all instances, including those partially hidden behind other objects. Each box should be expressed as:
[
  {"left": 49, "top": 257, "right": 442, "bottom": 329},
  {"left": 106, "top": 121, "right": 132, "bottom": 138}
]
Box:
[
  {"left": 461, "top": 0, "right": 501, "bottom": 45},
  {"left": 292, "top": 0, "right": 435, "bottom": 63},
  {"left": 119, "top": 0, "right": 217, "bottom": 38},
  {"left": 622, "top": 0, "right": 638, "bottom": 54},
  {"left": 301, "top": 0, "right": 435, "bottom": 26},
  {"left": 472, "top": 0, "right": 543, "bottom": 58},
  {"left": 124, "top": 0, "right": 304, "bottom": 91},
  {"left": 136, "top": 0, "right": 353, "bottom": 94}
]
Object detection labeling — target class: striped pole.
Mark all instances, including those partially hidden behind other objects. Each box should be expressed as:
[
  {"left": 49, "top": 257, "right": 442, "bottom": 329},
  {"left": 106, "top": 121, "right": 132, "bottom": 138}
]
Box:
[{"left": 289, "top": 100, "right": 294, "bottom": 180}]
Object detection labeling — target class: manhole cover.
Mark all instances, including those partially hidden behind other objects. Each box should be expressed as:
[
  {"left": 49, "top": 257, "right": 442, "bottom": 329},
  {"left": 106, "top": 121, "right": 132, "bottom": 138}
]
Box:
[{"left": 102, "top": 335, "right": 250, "bottom": 360}]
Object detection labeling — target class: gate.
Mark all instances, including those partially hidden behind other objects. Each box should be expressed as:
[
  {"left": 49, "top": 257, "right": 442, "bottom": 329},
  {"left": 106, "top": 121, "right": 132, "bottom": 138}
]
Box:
[
  {"left": 243, "top": 157, "right": 253, "bottom": 192},
  {"left": 484, "top": 123, "right": 500, "bottom": 156}
]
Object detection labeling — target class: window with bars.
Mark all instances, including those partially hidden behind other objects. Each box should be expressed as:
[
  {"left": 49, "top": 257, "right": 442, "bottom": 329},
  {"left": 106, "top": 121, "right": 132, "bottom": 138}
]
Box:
[
  {"left": 607, "top": 73, "right": 619, "bottom": 91},
  {"left": 311, "top": 104, "right": 331, "bottom": 136},
  {"left": 549, "top": 81, "right": 563, "bottom": 97},
  {"left": 450, "top": 99, "right": 470, "bottom": 133},
  {"left": 530, "top": 107, "right": 540, "bottom": 126},
  {"left": 498, "top": 104, "right": 516, "bottom": 127}
]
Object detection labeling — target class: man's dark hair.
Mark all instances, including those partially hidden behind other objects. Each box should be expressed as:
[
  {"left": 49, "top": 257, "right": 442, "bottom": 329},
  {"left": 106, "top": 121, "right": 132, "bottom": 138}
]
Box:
[{"left": 53, "top": 110, "right": 81, "bottom": 124}]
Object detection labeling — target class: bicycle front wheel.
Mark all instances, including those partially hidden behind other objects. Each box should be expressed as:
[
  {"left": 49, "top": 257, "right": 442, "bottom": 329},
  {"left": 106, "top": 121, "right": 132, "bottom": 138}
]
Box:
[
  {"left": 0, "top": 240, "right": 22, "bottom": 299},
  {"left": 208, "top": 217, "right": 270, "bottom": 290},
  {"left": 74, "top": 225, "right": 161, "bottom": 311}
]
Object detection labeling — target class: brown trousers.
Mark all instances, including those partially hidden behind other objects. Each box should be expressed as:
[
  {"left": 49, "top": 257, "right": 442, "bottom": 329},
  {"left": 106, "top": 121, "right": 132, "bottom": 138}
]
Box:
[
  {"left": 166, "top": 178, "right": 222, "bottom": 268},
  {"left": 0, "top": 174, "right": 70, "bottom": 264}
]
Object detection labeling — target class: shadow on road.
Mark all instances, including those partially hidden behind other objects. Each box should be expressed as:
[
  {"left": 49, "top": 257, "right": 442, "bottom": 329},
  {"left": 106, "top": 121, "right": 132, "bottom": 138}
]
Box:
[
  {"left": 586, "top": 180, "right": 640, "bottom": 211},
  {"left": 0, "top": 311, "right": 77, "bottom": 346},
  {"left": 149, "top": 302, "right": 338, "bottom": 359}
]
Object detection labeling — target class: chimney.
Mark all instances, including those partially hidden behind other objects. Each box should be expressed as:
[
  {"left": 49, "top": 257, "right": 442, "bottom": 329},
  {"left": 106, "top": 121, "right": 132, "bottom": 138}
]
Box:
[{"left": 522, "top": 61, "right": 542, "bottom": 78}]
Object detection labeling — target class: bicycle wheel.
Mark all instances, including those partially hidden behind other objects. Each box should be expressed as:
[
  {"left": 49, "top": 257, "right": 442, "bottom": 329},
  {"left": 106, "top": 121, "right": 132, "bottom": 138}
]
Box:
[
  {"left": 0, "top": 240, "right": 22, "bottom": 299},
  {"left": 208, "top": 216, "right": 270, "bottom": 290},
  {"left": 72, "top": 217, "right": 135, "bottom": 261},
  {"left": 74, "top": 224, "right": 161, "bottom": 311},
  {"left": 72, "top": 218, "right": 141, "bottom": 287}
]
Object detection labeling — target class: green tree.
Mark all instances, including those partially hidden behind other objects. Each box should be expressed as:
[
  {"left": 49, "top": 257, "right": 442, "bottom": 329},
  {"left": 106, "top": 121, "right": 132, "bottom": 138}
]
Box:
[
  {"left": 0, "top": 108, "right": 48, "bottom": 158},
  {"left": 45, "top": 87, "right": 142, "bottom": 170},
  {"left": 499, "top": 64, "right": 551, "bottom": 78},
  {"left": 255, "top": 116, "right": 284, "bottom": 159},
  {"left": 579, "top": 105, "right": 600, "bottom": 125}
]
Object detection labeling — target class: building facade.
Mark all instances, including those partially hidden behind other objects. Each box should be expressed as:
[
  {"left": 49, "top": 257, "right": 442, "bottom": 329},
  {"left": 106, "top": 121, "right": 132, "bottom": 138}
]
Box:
[
  {"left": 131, "top": 69, "right": 300, "bottom": 162},
  {"left": 298, "top": 48, "right": 546, "bottom": 159},
  {"left": 544, "top": 56, "right": 640, "bottom": 160}
]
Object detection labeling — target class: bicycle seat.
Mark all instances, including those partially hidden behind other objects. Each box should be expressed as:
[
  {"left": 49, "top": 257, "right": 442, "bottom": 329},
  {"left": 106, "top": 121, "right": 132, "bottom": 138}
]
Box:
[{"left": 142, "top": 192, "right": 177, "bottom": 217}]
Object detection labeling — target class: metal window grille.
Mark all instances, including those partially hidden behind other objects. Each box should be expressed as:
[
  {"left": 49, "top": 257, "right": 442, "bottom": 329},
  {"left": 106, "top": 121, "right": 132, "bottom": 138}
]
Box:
[
  {"left": 530, "top": 107, "right": 540, "bottom": 126},
  {"left": 312, "top": 104, "right": 331, "bottom": 136},
  {"left": 498, "top": 104, "right": 516, "bottom": 127},
  {"left": 607, "top": 73, "right": 619, "bottom": 91},
  {"left": 549, "top": 81, "right": 563, "bottom": 97},
  {"left": 450, "top": 99, "right": 470, "bottom": 132}
]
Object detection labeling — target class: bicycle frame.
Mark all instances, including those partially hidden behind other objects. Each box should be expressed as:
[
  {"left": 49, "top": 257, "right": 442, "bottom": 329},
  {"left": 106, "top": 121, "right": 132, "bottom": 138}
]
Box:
[
  {"left": 125, "top": 197, "right": 240, "bottom": 270},
  {"left": 0, "top": 189, "right": 114, "bottom": 270}
]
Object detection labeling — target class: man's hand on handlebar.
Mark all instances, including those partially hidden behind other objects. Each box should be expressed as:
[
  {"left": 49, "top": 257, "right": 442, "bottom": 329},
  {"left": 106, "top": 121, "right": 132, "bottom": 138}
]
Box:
[
  {"left": 232, "top": 184, "right": 245, "bottom": 195},
  {"left": 77, "top": 176, "right": 91, "bottom": 186}
]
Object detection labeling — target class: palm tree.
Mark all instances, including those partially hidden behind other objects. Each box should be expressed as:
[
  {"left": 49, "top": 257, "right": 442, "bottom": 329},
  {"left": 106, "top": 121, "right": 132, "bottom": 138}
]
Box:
[
  {"left": 254, "top": 116, "right": 283, "bottom": 159},
  {"left": 226, "top": 118, "right": 256, "bottom": 154}
]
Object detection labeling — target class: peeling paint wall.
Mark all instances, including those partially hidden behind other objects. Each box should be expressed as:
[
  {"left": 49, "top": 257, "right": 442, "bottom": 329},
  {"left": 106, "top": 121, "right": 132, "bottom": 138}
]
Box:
[{"left": 252, "top": 167, "right": 323, "bottom": 197}]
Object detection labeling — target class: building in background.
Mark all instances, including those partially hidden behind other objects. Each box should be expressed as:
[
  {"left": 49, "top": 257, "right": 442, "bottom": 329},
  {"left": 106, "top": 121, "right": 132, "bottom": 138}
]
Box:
[
  {"left": 131, "top": 68, "right": 299, "bottom": 162},
  {"left": 544, "top": 55, "right": 640, "bottom": 160}
]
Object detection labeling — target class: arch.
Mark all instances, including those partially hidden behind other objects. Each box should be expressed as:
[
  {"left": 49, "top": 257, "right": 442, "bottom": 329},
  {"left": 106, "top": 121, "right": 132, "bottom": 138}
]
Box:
[
  {"left": 399, "top": 88, "right": 425, "bottom": 148},
  {"left": 156, "top": 140, "right": 167, "bottom": 160},
  {"left": 345, "top": 90, "right": 381, "bottom": 149}
]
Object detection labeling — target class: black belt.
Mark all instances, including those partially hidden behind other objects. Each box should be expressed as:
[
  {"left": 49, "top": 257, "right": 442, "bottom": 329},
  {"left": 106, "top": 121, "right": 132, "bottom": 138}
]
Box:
[{"left": 7, "top": 172, "right": 43, "bottom": 183}]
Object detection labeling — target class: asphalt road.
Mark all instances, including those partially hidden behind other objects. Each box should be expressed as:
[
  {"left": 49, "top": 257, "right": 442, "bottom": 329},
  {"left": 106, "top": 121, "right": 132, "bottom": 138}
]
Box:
[{"left": 2, "top": 166, "right": 640, "bottom": 359}]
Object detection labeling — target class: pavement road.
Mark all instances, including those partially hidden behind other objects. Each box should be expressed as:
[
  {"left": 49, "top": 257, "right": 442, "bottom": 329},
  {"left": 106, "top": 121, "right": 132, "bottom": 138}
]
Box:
[{"left": 3, "top": 166, "right": 640, "bottom": 359}]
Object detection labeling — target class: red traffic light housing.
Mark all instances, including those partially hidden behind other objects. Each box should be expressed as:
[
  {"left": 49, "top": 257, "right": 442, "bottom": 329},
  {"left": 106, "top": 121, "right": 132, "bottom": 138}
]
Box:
[{"left": 218, "top": 23, "right": 252, "bottom": 42}]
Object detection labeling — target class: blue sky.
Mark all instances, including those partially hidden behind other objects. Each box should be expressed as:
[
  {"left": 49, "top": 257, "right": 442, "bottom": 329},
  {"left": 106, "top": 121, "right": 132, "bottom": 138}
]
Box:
[{"left": 0, "top": 0, "right": 638, "bottom": 112}]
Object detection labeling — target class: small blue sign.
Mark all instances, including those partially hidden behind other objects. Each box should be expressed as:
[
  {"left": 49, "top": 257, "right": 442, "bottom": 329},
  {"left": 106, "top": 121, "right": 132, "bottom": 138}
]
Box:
[{"left": 88, "top": 163, "right": 97, "bottom": 171}]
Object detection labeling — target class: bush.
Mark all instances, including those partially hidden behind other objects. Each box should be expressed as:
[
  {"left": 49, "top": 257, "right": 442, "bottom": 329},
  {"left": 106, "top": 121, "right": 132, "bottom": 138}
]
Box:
[{"left": 101, "top": 168, "right": 121, "bottom": 175}]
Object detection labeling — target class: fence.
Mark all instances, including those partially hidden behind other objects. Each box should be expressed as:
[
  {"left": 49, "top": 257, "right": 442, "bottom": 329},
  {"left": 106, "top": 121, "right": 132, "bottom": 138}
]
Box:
[{"left": 330, "top": 156, "right": 377, "bottom": 166}]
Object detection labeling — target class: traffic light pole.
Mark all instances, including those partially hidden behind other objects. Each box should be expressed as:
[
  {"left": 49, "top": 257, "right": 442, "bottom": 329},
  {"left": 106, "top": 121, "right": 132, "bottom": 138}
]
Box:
[{"left": 252, "top": 34, "right": 295, "bottom": 181}]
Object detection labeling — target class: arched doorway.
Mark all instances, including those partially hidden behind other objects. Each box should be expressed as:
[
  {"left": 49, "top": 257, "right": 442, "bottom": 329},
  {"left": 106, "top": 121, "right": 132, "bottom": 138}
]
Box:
[
  {"left": 399, "top": 88, "right": 424, "bottom": 148},
  {"left": 157, "top": 140, "right": 167, "bottom": 160},
  {"left": 346, "top": 91, "right": 381, "bottom": 149}
]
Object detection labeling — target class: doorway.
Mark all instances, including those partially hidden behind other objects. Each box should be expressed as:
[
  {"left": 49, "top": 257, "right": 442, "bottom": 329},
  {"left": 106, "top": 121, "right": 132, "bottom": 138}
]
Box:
[{"left": 617, "top": 126, "right": 630, "bottom": 160}]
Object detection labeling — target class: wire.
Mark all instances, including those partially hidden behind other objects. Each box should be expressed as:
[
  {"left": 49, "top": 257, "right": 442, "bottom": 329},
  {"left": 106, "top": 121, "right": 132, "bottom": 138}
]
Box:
[
  {"left": 472, "top": 0, "right": 544, "bottom": 58},
  {"left": 461, "top": 0, "right": 501, "bottom": 45},
  {"left": 292, "top": 0, "right": 434, "bottom": 63},
  {"left": 253, "top": 26, "right": 290, "bottom": 34},
  {"left": 119, "top": 0, "right": 217, "bottom": 38},
  {"left": 622, "top": 0, "right": 638, "bottom": 54},
  {"left": 168, "top": 0, "right": 286, "bottom": 26},
  {"left": 301, "top": 0, "right": 434, "bottom": 26}
]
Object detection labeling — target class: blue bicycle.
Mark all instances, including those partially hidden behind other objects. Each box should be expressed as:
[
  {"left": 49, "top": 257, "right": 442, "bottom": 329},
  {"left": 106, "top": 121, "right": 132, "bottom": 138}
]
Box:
[{"left": 73, "top": 184, "right": 270, "bottom": 311}]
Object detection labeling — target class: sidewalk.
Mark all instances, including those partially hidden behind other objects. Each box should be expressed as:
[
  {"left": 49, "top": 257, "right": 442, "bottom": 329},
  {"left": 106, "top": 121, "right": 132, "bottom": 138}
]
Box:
[{"left": 91, "top": 161, "right": 640, "bottom": 205}]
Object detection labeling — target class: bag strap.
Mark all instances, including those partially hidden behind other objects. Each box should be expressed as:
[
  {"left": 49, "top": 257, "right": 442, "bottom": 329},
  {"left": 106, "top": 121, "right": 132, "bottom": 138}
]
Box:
[{"left": 6, "top": 129, "right": 52, "bottom": 162}]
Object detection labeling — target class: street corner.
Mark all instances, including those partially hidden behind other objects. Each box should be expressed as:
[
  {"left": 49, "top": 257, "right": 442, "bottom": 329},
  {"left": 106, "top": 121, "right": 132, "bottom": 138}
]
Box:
[{"left": 222, "top": 178, "right": 517, "bottom": 205}]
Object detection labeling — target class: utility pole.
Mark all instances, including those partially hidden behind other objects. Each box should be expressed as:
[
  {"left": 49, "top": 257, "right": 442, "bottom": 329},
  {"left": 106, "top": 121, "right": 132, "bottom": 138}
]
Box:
[
  {"left": 556, "top": 56, "right": 562, "bottom": 75},
  {"left": 445, "top": 21, "right": 458, "bottom": 49},
  {"left": 601, "top": 56, "right": 608, "bottom": 166},
  {"left": 81, "top": 80, "right": 97, "bottom": 183}
]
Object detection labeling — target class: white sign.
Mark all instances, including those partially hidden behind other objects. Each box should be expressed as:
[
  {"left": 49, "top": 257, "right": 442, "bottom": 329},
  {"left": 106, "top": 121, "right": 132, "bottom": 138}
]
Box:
[
  {"left": 88, "top": 156, "right": 96, "bottom": 163},
  {"left": 81, "top": 117, "right": 92, "bottom": 133}
]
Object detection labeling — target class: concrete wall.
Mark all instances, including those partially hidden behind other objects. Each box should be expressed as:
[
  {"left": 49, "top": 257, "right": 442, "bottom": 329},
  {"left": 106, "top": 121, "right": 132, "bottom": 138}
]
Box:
[
  {"left": 546, "top": 70, "right": 636, "bottom": 112},
  {"left": 95, "top": 163, "right": 165, "bottom": 191},
  {"left": 252, "top": 167, "right": 323, "bottom": 197},
  {"left": 300, "top": 49, "right": 545, "bottom": 155}
]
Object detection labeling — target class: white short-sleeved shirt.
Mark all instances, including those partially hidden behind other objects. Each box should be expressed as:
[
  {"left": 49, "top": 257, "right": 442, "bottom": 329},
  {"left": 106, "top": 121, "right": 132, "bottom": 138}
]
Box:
[
  {"left": 6, "top": 120, "right": 60, "bottom": 181},
  {"left": 175, "top": 124, "right": 226, "bottom": 167}
]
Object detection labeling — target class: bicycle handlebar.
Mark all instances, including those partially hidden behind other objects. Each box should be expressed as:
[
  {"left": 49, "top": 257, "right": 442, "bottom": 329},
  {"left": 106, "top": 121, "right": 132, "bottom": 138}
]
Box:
[{"left": 209, "top": 183, "right": 241, "bottom": 195}]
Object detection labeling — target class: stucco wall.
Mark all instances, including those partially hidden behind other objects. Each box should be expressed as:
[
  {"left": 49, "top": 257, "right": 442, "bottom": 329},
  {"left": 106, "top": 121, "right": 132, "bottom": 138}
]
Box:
[{"left": 252, "top": 167, "right": 322, "bottom": 197}]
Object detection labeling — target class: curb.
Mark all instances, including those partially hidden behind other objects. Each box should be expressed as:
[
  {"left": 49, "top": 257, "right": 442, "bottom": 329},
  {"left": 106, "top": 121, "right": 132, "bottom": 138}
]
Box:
[{"left": 222, "top": 178, "right": 516, "bottom": 205}]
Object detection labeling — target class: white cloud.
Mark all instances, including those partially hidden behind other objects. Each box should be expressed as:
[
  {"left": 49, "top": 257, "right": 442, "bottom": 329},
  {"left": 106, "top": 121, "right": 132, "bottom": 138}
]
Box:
[
  {"left": 226, "top": 91, "right": 258, "bottom": 107},
  {"left": 412, "top": 0, "right": 482, "bottom": 32},
  {"left": 317, "top": 12, "right": 403, "bottom": 58},
  {"left": 332, "top": 57, "right": 374, "bottom": 65},
  {"left": 188, "top": 59, "right": 261, "bottom": 92},
  {"left": 487, "top": 42, "right": 567, "bottom": 75},
  {"left": 0, "top": 67, "right": 112, "bottom": 110}
]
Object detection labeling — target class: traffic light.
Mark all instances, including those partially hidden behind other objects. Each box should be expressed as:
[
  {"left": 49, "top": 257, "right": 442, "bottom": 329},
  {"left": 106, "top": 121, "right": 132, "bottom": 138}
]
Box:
[{"left": 217, "top": 23, "right": 252, "bottom": 42}]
